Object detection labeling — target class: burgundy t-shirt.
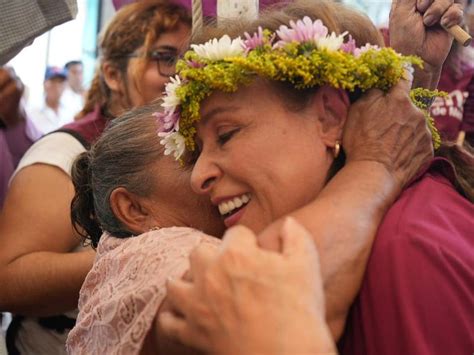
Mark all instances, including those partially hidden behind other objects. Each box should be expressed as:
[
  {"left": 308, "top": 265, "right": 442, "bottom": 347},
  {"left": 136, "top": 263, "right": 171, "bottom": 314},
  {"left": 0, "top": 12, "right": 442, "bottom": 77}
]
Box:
[
  {"left": 430, "top": 55, "right": 474, "bottom": 143},
  {"left": 59, "top": 105, "right": 108, "bottom": 147},
  {"left": 340, "top": 158, "right": 473, "bottom": 355}
]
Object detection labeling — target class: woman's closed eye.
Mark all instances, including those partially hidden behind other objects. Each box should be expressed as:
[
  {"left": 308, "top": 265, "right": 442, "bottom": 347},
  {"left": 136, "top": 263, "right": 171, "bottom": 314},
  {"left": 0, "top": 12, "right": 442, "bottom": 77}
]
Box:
[{"left": 217, "top": 128, "right": 240, "bottom": 146}]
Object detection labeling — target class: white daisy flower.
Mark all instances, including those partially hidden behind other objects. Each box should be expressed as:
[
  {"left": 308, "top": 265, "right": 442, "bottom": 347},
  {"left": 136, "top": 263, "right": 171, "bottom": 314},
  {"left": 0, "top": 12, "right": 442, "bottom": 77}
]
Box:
[
  {"left": 191, "top": 35, "right": 245, "bottom": 61},
  {"left": 317, "top": 31, "right": 348, "bottom": 52},
  {"left": 161, "top": 75, "right": 182, "bottom": 111},
  {"left": 159, "top": 131, "right": 186, "bottom": 160}
]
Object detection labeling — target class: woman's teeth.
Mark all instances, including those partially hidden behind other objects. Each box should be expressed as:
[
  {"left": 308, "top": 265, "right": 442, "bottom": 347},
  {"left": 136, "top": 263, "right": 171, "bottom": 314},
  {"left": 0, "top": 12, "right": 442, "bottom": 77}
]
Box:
[{"left": 218, "top": 194, "right": 250, "bottom": 216}]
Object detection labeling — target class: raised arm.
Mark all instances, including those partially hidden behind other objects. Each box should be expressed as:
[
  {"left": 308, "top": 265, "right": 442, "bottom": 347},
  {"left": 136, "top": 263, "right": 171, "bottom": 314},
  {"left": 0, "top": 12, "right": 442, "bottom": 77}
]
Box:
[{"left": 389, "top": 0, "right": 464, "bottom": 89}]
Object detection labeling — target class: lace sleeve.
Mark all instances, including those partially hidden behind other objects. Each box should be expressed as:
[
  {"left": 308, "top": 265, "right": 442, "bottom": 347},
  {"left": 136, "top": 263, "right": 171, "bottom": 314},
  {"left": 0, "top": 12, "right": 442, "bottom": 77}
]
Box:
[{"left": 67, "top": 227, "right": 221, "bottom": 355}]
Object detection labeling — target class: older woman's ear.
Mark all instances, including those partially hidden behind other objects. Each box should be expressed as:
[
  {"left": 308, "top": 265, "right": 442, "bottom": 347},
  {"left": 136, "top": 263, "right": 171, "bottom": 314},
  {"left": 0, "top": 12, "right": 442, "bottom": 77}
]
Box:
[
  {"left": 311, "top": 85, "right": 350, "bottom": 147},
  {"left": 109, "top": 187, "right": 151, "bottom": 235}
]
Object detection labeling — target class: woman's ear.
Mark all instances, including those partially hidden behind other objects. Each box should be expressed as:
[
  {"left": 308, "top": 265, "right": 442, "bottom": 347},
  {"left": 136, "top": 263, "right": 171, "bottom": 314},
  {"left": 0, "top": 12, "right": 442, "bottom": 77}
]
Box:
[
  {"left": 109, "top": 187, "right": 150, "bottom": 235},
  {"left": 311, "top": 85, "right": 349, "bottom": 147},
  {"left": 102, "top": 61, "right": 124, "bottom": 94}
]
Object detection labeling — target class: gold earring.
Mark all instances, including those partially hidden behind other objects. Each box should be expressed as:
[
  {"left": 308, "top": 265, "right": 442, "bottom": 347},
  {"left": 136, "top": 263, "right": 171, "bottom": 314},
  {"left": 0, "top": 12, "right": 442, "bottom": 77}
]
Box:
[{"left": 334, "top": 141, "right": 341, "bottom": 159}]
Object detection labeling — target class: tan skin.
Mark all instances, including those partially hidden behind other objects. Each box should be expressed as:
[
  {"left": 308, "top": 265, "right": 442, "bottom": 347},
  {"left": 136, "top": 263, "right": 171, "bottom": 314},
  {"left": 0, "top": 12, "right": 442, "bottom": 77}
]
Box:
[{"left": 0, "top": 24, "right": 190, "bottom": 316}]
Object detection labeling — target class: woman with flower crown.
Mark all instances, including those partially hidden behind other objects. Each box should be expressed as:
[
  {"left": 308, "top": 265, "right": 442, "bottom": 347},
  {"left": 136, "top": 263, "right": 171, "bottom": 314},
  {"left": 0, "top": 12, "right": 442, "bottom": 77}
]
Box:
[
  {"left": 68, "top": 0, "right": 471, "bottom": 354},
  {"left": 154, "top": 1, "right": 473, "bottom": 355}
]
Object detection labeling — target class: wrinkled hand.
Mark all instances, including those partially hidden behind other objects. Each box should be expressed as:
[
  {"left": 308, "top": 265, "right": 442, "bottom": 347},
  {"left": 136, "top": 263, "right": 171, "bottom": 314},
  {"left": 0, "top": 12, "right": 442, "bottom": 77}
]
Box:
[
  {"left": 343, "top": 69, "right": 433, "bottom": 191},
  {"left": 0, "top": 67, "right": 25, "bottom": 127},
  {"left": 390, "top": 0, "right": 464, "bottom": 88},
  {"left": 159, "top": 218, "right": 336, "bottom": 355}
]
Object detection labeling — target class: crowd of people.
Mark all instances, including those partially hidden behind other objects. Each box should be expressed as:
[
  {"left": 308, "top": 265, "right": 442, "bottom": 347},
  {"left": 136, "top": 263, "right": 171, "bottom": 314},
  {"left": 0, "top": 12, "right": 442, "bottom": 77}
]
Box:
[{"left": 0, "top": 0, "right": 472, "bottom": 354}]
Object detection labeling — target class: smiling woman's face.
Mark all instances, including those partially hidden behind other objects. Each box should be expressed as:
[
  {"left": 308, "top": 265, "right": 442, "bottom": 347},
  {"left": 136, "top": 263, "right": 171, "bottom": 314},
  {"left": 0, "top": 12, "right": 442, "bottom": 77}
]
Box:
[{"left": 190, "top": 80, "right": 337, "bottom": 233}]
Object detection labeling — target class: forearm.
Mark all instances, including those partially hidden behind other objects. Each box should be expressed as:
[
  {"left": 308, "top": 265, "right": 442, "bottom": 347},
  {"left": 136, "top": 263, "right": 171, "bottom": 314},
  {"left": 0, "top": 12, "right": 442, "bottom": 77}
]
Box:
[
  {"left": 258, "top": 161, "right": 399, "bottom": 339},
  {"left": 0, "top": 249, "right": 95, "bottom": 316}
]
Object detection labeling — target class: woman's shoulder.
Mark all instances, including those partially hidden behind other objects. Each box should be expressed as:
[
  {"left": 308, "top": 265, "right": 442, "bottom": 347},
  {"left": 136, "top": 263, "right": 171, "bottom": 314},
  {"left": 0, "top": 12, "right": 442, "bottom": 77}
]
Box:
[
  {"left": 375, "top": 159, "right": 472, "bottom": 255},
  {"left": 12, "top": 132, "right": 87, "bottom": 180}
]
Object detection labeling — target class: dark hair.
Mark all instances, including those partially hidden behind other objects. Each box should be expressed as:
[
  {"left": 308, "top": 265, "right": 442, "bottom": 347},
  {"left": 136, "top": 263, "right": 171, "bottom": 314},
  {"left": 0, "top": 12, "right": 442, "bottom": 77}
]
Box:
[
  {"left": 196, "top": 0, "right": 474, "bottom": 201},
  {"left": 78, "top": 0, "right": 191, "bottom": 119},
  {"left": 71, "top": 102, "right": 165, "bottom": 247},
  {"left": 64, "top": 60, "right": 83, "bottom": 70}
]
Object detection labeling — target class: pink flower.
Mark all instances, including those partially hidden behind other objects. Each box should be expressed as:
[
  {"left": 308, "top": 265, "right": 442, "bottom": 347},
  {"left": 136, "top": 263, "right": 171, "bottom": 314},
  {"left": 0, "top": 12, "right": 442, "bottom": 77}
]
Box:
[
  {"left": 340, "top": 35, "right": 357, "bottom": 54},
  {"left": 275, "top": 16, "right": 328, "bottom": 46},
  {"left": 186, "top": 59, "right": 205, "bottom": 68},
  {"left": 354, "top": 43, "right": 381, "bottom": 58},
  {"left": 243, "top": 27, "right": 265, "bottom": 52},
  {"left": 154, "top": 110, "right": 180, "bottom": 133}
]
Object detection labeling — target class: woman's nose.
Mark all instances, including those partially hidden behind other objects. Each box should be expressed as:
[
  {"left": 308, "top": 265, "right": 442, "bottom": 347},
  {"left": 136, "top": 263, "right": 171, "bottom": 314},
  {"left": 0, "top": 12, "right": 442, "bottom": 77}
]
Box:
[{"left": 190, "top": 154, "right": 221, "bottom": 195}]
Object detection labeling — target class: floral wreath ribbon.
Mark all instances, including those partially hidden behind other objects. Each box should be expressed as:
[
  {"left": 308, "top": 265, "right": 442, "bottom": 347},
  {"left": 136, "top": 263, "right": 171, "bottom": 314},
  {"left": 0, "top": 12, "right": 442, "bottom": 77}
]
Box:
[{"left": 154, "top": 16, "right": 442, "bottom": 161}]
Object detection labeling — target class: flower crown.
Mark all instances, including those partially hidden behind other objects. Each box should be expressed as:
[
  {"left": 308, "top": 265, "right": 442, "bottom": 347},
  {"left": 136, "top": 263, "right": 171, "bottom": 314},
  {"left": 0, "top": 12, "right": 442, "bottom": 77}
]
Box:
[{"left": 155, "top": 16, "right": 441, "bottom": 160}]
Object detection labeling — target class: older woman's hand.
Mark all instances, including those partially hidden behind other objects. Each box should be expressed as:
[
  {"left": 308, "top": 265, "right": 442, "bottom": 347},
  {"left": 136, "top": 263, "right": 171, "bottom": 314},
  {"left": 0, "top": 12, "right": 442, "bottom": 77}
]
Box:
[
  {"left": 343, "top": 69, "right": 434, "bottom": 191},
  {"left": 389, "top": 0, "right": 464, "bottom": 88},
  {"left": 159, "top": 218, "right": 335, "bottom": 355}
]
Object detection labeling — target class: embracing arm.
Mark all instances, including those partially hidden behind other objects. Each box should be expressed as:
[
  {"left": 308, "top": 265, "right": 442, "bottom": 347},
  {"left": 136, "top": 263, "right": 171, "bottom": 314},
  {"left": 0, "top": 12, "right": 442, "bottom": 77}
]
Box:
[
  {"left": 0, "top": 164, "right": 95, "bottom": 316},
  {"left": 257, "top": 162, "right": 397, "bottom": 339}
]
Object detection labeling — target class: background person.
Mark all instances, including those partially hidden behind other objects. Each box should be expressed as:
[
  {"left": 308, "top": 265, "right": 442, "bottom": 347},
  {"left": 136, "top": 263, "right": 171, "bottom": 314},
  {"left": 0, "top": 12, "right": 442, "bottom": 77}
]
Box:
[
  {"left": 28, "top": 66, "right": 70, "bottom": 135},
  {"left": 0, "top": 1, "right": 191, "bottom": 353},
  {"left": 429, "top": 0, "right": 474, "bottom": 146},
  {"left": 62, "top": 60, "right": 86, "bottom": 122},
  {"left": 0, "top": 67, "right": 41, "bottom": 210}
]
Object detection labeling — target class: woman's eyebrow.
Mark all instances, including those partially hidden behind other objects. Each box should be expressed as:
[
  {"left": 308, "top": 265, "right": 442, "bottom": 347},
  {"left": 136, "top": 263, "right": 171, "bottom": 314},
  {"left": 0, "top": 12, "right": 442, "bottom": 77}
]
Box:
[
  {"left": 151, "top": 45, "right": 178, "bottom": 52},
  {"left": 200, "top": 106, "right": 240, "bottom": 126}
]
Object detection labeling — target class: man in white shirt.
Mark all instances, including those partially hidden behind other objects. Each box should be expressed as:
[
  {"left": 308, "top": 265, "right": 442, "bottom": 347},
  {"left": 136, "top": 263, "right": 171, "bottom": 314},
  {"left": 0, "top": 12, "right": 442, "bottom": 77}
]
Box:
[
  {"left": 28, "top": 66, "right": 70, "bottom": 135},
  {"left": 61, "top": 60, "right": 85, "bottom": 121}
]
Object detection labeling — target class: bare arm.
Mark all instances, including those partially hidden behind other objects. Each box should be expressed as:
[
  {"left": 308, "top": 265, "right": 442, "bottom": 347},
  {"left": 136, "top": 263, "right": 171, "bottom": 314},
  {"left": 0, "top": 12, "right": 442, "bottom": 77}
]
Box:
[{"left": 0, "top": 164, "right": 95, "bottom": 316}]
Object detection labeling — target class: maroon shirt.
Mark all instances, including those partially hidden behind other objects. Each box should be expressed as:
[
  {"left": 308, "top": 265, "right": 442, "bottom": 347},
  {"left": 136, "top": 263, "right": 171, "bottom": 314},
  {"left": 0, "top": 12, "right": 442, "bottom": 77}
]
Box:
[
  {"left": 430, "top": 58, "right": 474, "bottom": 143},
  {"left": 59, "top": 105, "right": 108, "bottom": 147},
  {"left": 341, "top": 158, "right": 473, "bottom": 355}
]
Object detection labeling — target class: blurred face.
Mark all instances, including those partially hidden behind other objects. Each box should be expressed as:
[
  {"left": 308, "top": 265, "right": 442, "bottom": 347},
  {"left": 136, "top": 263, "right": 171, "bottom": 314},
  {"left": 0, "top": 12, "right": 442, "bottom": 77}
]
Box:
[
  {"left": 190, "top": 80, "right": 335, "bottom": 233},
  {"left": 146, "top": 153, "right": 225, "bottom": 237},
  {"left": 44, "top": 77, "right": 66, "bottom": 104},
  {"left": 125, "top": 23, "right": 190, "bottom": 107},
  {"left": 67, "top": 64, "right": 83, "bottom": 91}
]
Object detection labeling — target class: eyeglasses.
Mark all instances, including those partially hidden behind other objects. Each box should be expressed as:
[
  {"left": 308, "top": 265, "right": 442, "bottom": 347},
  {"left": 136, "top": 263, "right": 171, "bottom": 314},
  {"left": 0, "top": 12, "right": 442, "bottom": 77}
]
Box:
[
  {"left": 123, "top": 49, "right": 181, "bottom": 77},
  {"left": 148, "top": 50, "right": 180, "bottom": 77}
]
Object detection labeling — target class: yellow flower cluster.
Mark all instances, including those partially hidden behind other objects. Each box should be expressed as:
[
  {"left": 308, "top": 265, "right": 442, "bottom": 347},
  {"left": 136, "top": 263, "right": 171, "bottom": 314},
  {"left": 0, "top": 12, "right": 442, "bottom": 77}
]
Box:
[{"left": 173, "top": 37, "right": 439, "bottom": 152}]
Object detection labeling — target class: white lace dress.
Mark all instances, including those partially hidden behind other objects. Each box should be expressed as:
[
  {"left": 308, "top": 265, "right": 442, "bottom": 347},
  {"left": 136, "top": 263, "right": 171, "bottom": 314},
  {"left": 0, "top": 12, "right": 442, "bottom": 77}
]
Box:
[{"left": 66, "top": 227, "right": 220, "bottom": 355}]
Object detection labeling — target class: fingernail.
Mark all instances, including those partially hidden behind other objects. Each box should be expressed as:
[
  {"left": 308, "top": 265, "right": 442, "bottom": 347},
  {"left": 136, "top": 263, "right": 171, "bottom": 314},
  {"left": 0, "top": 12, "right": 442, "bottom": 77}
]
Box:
[
  {"left": 423, "top": 15, "right": 435, "bottom": 26},
  {"left": 402, "top": 65, "right": 414, "bottom": 83},
  {"left": 417, "top": 0, "right": 429, "bottom": 10},
  {"left": 440, "top": 18, "right": 450, "bottom": 28}
]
